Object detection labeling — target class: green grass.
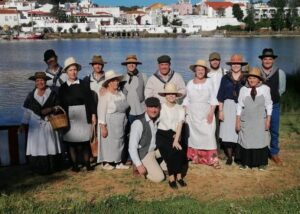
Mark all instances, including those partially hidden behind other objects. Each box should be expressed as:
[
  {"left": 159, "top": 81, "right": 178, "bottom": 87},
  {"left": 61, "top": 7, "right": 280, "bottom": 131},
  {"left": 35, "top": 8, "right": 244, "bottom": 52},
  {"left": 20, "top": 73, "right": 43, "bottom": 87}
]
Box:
[
  {"left": 281, "top": 70, "right": 300, "bottom": 113},
  {"left": 0, "top": 188, "right": 299, "bottom": 213}
]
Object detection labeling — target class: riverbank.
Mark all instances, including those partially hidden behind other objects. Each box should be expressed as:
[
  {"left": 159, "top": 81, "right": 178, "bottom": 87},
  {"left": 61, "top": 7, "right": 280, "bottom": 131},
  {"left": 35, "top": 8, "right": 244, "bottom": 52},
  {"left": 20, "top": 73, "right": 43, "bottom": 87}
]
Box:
[{"left": 35, "top": 30, "right": 300, "bottom": 40}]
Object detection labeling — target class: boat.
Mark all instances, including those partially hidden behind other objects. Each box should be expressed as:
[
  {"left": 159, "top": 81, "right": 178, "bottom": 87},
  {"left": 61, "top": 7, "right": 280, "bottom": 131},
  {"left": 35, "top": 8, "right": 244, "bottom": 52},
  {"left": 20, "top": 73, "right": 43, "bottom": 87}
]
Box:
[{"left": 13, "top": 32, "right": 44, "bottom": 40}]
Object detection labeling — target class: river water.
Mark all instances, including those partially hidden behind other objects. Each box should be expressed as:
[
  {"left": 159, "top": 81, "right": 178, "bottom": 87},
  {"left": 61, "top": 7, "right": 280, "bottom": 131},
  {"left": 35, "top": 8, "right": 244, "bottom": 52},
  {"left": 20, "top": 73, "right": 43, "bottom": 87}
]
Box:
[{"left": 0, "top": 37, "right": 299, "bottom": 125}]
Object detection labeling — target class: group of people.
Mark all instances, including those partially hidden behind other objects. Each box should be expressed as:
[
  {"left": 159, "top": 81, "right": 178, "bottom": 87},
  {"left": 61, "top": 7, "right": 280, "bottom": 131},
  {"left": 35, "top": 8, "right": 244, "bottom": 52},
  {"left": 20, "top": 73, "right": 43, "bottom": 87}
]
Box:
[{"left": 19, "top": 47, "right": 286, "bottom": 189}]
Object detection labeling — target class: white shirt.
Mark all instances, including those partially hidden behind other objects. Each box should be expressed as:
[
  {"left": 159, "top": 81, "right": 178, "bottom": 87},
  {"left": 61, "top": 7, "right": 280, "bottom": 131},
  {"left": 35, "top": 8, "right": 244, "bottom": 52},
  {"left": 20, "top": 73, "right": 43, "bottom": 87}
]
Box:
[
  {"left": 207, "top": 67, "right": 225, "bottom": 98},
  {"left": 158, "top": 103, "right": 185, "bottom": 131},
  {"left": 237, "top": 84, "right": 273, "bottom": 116},
  {"left": 128, "top": 114, "right": 159, "bottom": 166},
  {"left": 66, "top": 79, "right": 80, "bottom": 86}
]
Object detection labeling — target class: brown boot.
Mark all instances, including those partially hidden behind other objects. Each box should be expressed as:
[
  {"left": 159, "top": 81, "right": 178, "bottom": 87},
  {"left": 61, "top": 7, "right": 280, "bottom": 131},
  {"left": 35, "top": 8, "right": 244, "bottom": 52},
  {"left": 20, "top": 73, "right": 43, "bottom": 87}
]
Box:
[{"left": 271, "top": 155, "right": 283, "bottom": 166}]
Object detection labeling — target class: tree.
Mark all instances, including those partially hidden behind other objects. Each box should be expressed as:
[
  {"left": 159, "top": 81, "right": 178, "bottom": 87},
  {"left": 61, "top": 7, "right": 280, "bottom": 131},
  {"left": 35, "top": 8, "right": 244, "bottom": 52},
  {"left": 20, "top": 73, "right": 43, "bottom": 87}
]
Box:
[
  {"left": 232, "top": 4, "right": 244, "bottom": 21},
  {"left": 57, "top": 26, "right": 63, "bottom": 33},
  {"left": 171, "top": 18, "right": 182, "bottom": 26},
  {"left": 50, "top": 5, "right": 67, "bottom": 22},
  {"left": 162, "top": 15, "right": 168, "bottom": 26},
  {"left": 268, "top": 0, "right": 287, "bottom": 7},
  {"left": 181, "top": 28, "right": 186, "bottom": 34},
  {"left": 271, "top": 9, "right": 285, "bottom": 31},
  {"left": 173, "top": 27, "right": 177, "bottom": 34},
  {"left": 72, "top": 24, "right": 78, "bottom": 31},
  {"left": 244, "top": 6, "right": 256, "bottom": 31},
  {"left": 77, "top": 28, "right": 81, "bottom": 33},
  {"left": 68, "top": 28, "right": 73, "bottom": 34},
  {"left": 85, "top": 26, "right": 90, "bottom": 32}
]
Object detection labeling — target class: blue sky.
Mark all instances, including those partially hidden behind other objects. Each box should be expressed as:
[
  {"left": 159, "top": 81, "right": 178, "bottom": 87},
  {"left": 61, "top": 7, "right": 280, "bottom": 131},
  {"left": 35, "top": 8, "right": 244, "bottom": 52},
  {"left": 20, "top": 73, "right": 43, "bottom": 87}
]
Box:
[{"left": 94, "top": 0, "right": 198, "bottom": 7}]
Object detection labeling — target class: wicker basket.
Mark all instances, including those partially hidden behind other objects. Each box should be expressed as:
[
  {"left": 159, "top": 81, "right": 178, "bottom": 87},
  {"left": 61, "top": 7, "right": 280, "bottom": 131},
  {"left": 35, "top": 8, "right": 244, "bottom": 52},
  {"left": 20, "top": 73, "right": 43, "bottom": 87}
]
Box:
[{"left": 48, "top": 106, "right": 68, "bottom": 130}]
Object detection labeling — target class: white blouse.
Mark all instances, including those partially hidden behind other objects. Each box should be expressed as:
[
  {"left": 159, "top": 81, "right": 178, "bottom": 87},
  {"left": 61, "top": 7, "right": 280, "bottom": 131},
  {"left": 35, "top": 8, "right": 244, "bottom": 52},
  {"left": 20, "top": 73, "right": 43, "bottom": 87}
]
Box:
[
  {"left": 182, "top": 78, "right": 219, "bottom": 107},
  {"left": 158, "top": 103, "right": 185, "bottom": 132},
  {"left": 98, "top": 91, "right": 126, "bottom": 124},
  {"left": 237, "top": 84, "right": 273, "bottom": 116}
]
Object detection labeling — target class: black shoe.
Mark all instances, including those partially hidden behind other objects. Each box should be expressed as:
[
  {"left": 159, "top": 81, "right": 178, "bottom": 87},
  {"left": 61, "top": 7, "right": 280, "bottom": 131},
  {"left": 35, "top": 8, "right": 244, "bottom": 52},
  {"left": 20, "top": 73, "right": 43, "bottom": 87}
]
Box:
[
  {"left": 168, "top": 181, "right": 178, "bottom": 189},
  {"left": 226, "top": 158, "right": 233, "bottom": 165},
  {"left": 86, "top": 165, "right": 95, "bottom": 171},
  {"left": 177, "top": 179, "right": 187, "bottom": 187},
  {"left": 71, "top": 165, "right": 80, "bottom": 172}
]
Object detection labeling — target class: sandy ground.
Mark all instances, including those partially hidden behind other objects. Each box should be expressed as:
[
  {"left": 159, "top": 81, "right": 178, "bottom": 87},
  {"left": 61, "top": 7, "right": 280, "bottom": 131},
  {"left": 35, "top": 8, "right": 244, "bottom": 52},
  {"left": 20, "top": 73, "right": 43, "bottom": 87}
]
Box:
[{"left": 1, "top": 136, "right": 299, "bottom": 203}]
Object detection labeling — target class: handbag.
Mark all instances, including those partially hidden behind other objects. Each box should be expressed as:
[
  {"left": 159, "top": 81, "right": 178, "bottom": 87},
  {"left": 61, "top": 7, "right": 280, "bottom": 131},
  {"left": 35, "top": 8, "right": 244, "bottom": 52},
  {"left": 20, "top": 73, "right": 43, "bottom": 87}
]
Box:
[{"left": 90, "top": 125, "right": 98, "bottom": 157}]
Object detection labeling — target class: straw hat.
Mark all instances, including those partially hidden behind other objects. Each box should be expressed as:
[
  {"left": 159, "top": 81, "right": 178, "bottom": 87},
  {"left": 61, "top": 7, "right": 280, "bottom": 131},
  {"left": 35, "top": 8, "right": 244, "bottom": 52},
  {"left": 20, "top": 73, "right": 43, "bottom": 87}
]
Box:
[
  {"left": 246, "top": 67, "right": 264, "bottom": 81},
  {"left": 28, "top": 71, "right": 51, "bottom": 81},
  {"left": 258, "top": 48, "right": 278, "bottom": 59},
  {"left": 189, "top": 59, "right": 210, "bottom": 72},
  {"left": 62, "top": 57, "right": 82, "bottom": 73},
  {"left": 121, "top": 54, "right": 142, "bottom": 65},
  {"left": 102, "top": 70, "right": 123, "bottom": 87},
  {"left": 226, "top": 54, "right": 248, "bottom": 66},
  {"left": 89, "top": 55, "right": 107, "bottom": 65},
  {"left": 158, "top": 83, "right": 183, "bottom": 97}
]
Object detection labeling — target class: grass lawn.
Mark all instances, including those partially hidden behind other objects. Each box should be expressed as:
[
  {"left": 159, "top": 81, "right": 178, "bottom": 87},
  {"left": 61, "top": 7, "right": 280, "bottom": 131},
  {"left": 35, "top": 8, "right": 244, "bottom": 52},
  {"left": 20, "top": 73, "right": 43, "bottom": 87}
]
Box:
[{"left": 0, "top": 113, "right": 299, "bottom": 213}]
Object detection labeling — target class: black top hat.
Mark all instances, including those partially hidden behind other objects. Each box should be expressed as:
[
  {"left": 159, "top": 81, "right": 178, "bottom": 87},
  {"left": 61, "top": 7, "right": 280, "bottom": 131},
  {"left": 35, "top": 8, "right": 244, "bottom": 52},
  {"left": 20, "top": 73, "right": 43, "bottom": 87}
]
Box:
[{"left": 259, "top": 48, "right": 278, "bottom": 59}]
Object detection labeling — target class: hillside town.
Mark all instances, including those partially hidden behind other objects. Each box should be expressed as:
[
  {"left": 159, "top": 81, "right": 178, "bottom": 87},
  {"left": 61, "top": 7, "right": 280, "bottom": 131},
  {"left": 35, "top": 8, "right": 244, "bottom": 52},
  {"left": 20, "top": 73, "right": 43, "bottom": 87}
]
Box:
[{"left": 0, "top": 0, "right": 300, "bottom": 38}]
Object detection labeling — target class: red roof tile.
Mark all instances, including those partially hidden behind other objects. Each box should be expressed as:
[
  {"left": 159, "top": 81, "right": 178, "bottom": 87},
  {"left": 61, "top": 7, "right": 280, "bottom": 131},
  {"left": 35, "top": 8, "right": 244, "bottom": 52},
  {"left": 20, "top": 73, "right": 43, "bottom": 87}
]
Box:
[
  {"left": 0, "top": 9, "right": 18, "bottom": 14},
  {"left": 205, "top": 2, "right": 233, "bottom": 9}
]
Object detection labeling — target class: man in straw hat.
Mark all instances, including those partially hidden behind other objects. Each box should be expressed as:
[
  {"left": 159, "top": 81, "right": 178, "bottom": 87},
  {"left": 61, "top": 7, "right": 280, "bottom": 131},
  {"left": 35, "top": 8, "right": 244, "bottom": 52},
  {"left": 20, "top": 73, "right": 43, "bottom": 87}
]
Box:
[
  {"left": 121, "top": 54, "right": 147, "bottom": 124},
  {"left": 83, "top": 55, "right": 107, "bottom": 107},
  {"left": 43, "top": 49, "right": 67, "bottom": 93},
  {"left": 145, "top": 55, "right": 186, "bottom": 103},
  {"left": 259, "top": 48, "right": 286, "bottom": 165},
  {"left": 129, "top": 97, "right": 165, "bottom": 183},
  {"left": 120, "top": 54, "right": 147, "bottom": 165}
]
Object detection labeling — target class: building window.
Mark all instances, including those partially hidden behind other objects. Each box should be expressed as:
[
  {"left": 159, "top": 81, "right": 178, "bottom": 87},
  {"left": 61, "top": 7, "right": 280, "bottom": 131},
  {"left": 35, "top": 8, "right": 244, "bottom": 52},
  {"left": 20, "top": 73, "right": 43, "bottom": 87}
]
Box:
[{"left": 5, "top": 16, "right": 8, "bottom": 21}]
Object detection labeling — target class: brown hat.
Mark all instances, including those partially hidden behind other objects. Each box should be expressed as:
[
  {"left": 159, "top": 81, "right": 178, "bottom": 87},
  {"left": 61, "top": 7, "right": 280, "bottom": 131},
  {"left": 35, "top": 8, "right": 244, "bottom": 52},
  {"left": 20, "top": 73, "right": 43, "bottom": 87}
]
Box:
[
  {"left": 90, "top": 55, "right": 107, "bottom": 65},
  {"left": 158, "top": 83, "right": 183, "bottom": 97},
  {"left": 189, "top": 59, "right": 210, "bottom": 72},
  {"left": 226, "top": 54, "right": 248, "bottom": 66},
  {"left": 29, "top": 72, "right": 51, "bottom": 81},
  {"left": 246, "top": 67, "right": 264, "bottom": 81},
  {"left": 209, "top": 52, "right": 221, "bottom": 61},
  {"left": 62, "top": 57, "right": 82, "bottom": 73},
  {"left": 121, "top": 54, "right": 142, "bottom": 65}
]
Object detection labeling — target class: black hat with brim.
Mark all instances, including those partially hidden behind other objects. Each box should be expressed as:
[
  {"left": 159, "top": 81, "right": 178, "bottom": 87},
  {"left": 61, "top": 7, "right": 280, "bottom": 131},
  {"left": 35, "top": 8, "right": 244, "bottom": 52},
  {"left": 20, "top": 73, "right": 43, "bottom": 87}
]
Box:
[{"left": 259, "top": 48, "right": 278, "bottom": 59}]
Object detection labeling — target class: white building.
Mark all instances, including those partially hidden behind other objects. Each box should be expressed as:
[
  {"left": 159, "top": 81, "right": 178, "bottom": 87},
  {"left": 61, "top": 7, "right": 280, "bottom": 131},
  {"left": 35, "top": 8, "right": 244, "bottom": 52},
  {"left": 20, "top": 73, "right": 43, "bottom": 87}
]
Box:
[
  {"left": 0, "top": 9, "right": 20, "bottom": 27},
  {"left": 253, "top": 3, "right": 300, "bottom": 20},
  {"left": 200, "top": 1, "right": 247, "bottom": 18}
]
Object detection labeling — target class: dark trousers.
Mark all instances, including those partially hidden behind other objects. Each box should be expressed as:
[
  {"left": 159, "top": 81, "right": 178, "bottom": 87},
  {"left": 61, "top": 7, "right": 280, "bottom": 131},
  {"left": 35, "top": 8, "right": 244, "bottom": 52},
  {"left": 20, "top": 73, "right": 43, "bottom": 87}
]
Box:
[{"left": 156, "top": 129, "right": 185, "bottom": 176}]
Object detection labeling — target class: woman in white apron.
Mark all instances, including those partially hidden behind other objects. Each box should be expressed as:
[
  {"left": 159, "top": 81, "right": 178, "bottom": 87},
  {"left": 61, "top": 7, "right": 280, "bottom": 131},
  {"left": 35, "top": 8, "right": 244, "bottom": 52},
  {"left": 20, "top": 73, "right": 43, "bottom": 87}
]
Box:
[
  {"left": 183, "top": 60, "right": 220, "bottom": 169},
  {"left": 217, "top": 54, "right": 247, "bottom": 165},
  {"left": 20, "top": 72, "right": 61, "bottom": 174},
  {"left": 59, "top": 57, "right": 97, "bottom": 172}
]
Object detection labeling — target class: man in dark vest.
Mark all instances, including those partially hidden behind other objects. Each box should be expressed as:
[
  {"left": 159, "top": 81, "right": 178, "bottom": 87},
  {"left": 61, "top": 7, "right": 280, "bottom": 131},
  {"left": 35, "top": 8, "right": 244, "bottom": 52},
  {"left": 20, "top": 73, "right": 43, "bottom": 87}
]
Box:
[
  {"left": 259, "top": 48, "right": 286, "bottom": 165},
  {"left": 128, "top": 97, "right": 165, "bottom": 182},
  {"left": 44, "top": 49, "right": 67, "bottom": 94}
]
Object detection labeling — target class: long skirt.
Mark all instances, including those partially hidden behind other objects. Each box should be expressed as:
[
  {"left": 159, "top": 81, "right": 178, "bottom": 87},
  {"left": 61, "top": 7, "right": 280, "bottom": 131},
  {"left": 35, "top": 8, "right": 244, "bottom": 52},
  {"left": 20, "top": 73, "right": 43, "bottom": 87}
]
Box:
[
  {"left": 98, "top": 112, "right": 127, "bottom": 163},
  {"left": 237, "top": 144, "right": 268, "bottom": 168},
  {"left": 219, "top": 99, "right": 238, "bottom": 143},
  {"left": 156, "top": 129, "right": 185, "bottom": 176},
  {"left": 187, "top": 147, "right": 219, "bottom": 166}
]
